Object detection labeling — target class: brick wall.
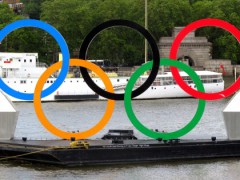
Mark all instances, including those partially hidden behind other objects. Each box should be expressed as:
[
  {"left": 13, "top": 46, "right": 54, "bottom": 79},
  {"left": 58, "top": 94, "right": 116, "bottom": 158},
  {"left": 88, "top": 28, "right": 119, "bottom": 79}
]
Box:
[{"left": 204, "top": 59, "right": 233, "bottom": 76}]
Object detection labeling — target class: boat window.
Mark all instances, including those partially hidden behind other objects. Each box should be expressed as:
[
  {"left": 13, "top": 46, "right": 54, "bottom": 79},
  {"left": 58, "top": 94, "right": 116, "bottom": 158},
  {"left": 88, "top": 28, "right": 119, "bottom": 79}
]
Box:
[
  {"left": 162, "top": 81, "right": 172, "bottom": 86},
  {"left": 18, "top": 59, "right": 21, "bottom": 62},
  {"left": 20, "top": 80, "right": 26, "bottom": 84},
  {"left": 50, "top": 81, "right": 53, "bottom": 83},
  {"left": 153, "top": 82, "right": 160, "bottom": 86},
  {"left": 47, "top": 81, "right": 49, "bottom": 83},
  {"left": 126, "top": 79, "right": 129, "bottom": 82},
  {"left": 166, "top": 77, "right": 173, "bottom": 81},
  {"left": 182, "top": 76, "right": 190, "bottom": 80},
  {"left": 30, "top": 59, "right": 32, "bottom": 62},
  {"left": 117, "top": 79, "right": 119, "bottom": 82},
  {"left": 24, "top": 59, "right": 26, "bottom": 63}
]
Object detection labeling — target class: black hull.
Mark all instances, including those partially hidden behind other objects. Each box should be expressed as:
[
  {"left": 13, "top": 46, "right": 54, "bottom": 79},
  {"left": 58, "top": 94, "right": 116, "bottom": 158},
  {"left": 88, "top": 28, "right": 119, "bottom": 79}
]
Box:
[{"left": 0, "top": 139, "right": 240, "bottom": 166}]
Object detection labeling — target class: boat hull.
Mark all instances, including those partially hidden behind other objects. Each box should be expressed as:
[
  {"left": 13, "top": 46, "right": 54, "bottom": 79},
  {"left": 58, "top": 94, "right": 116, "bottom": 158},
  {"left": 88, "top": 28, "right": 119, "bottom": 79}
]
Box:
[
  {"left": 1, "top": 78, "right": 224, "bottom": 101},
  {"left": 113, "top": 82, "right": 224, "bottom": 99},
  {"left": 0, "top": 139, "right": 240, "bottom": 166},
  {"left": 1, "top": 77, "right": 129, "bottom": 102}
]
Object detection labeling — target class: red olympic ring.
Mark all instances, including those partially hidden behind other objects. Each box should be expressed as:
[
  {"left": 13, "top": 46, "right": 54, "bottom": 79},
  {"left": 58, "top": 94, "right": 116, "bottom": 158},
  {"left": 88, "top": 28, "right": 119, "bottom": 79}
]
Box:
[{"left": 170, "top": 18, "right": 240, "bottom": 100}]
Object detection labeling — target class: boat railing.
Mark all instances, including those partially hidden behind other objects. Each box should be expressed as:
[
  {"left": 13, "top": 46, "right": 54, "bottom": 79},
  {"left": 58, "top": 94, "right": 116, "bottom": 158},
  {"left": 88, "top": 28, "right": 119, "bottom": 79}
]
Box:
[
  {"left": 113, "top": 84, "right": 127, "bottom": 90},
  {"left": 137, "top": 74, "right": 223, "bottom": 87},
  {"left": 116, "top": 71, "right": 132, "bottom": 77}
]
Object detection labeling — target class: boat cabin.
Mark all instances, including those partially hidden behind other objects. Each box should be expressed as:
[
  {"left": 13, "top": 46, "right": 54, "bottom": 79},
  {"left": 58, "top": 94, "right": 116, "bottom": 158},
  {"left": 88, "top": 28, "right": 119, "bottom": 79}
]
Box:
[
  {"left": 138, "top": 71, "right": 223, "bottom": 86},
  {"left": 0, "top": 52, "right": 46, "bottom": 78}
]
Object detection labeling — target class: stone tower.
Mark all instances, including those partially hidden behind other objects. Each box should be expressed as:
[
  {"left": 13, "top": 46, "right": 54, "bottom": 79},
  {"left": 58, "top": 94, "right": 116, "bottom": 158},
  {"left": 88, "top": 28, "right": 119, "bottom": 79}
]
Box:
[
  {"left": 158, "top": 27, "right": 233, "bottom": 75},
  {"left": 158, "top": 27, "right": 212, "bottom": 67}
]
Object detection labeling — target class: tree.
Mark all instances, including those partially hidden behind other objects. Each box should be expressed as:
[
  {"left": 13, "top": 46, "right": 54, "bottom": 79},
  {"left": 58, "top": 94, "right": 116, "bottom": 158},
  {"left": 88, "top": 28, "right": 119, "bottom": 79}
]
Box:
[
  {"left": 148, "top": 0, "right": 193, "bottom": 39},
  {"left": 20, "top": 0, "right": 47, "bottom": 19},
  {"left": 192, "top": 0, "right": 240, "bottom": 63},
  {"left": 0, "top": 4, "right": 22, "bottom": 52},
  {"left": 3, "top": 0, "right": 240, "bottom": 65},
  {"left": 0, "top": 3, "right": 49, "bottom": 63},
  {"left": 41, "top": 0, "right": 147, "bottom": 65},
  {"left": 0, "top": 4, "right": 16, "bottom": 29}
]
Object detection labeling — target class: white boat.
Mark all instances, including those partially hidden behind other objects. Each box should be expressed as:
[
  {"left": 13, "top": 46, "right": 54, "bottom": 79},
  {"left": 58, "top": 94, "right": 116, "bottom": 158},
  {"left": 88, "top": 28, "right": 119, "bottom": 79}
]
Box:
[
  {"left": 0, "top": 53, "right": 224, "bottom": 101},
  {"left": 0, "top": 53, "right": 129, "bottom": 102},
  {"left": 130, "top": 70, "right": 224, "bottom": 99}
]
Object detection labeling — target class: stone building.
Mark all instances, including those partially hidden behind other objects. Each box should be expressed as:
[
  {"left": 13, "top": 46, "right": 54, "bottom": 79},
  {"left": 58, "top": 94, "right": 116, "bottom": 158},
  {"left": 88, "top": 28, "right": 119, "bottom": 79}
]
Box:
[
  {"left": 0, "top": 0, "right": 24, "bottom": 14},
  {"left": 158, "top": 27, "right": 233, "bottom": 75}
]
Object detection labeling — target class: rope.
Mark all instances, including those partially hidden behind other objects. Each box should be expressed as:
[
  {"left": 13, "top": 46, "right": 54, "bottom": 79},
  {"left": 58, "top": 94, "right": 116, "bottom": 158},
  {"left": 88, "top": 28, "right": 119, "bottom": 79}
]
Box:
[
  {"left": 0, "top": 146, "right": 58, "bottom": 161},
  {"left": 0, "top": 141, "right": 90, "bottom": 161}
]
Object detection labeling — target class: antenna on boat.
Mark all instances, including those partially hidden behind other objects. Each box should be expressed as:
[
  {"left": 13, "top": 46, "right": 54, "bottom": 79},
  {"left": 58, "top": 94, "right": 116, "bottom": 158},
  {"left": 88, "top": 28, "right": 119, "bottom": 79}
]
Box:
[
  {"left": 144, "top": 1, "right": 163, "bottom": 75},
  {"left": 144, "top": 0, "right": 148, "bottom": 65},
  {"left": 143, "top": 0, "right": 149, "bottom": 76}
]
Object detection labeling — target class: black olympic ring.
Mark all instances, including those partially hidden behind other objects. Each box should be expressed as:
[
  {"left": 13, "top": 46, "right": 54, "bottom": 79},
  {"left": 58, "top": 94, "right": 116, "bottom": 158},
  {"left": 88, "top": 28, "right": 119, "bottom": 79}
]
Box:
[{"left": 79, "top": 19, "right": 160, "bottom": 100}]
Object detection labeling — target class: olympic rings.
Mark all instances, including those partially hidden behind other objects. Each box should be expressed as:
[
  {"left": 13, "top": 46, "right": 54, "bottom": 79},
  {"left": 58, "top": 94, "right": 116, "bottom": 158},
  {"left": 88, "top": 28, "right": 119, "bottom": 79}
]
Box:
[
  {"left": 34, "top": 59, "right": 115, "bottom": 140},
  {"left": 170, "top": 18, "right": 240, "bottom": 100},
  {"left": 1, "top": 18, "right": 239, "bottom": 140},
  {"left": 0, "top": 19, "right": 70, "bottom": 100},
  {"left": 79, "top": 19, "right": 160, "bottom": 100},
  {"left": 124, "top": 58, "right": 206, "bottom": 140}
]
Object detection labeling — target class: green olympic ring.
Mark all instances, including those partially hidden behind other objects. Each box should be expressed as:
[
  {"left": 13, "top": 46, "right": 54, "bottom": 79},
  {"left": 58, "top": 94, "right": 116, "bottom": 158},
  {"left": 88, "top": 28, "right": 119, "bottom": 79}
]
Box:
[{"left": 124, "top": 58, "right": 206, "bottom": 140}]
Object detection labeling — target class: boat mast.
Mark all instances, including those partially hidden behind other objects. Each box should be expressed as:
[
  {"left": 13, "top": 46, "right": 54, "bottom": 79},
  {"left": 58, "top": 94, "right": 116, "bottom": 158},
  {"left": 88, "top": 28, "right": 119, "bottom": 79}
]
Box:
[
  {"left": 144, "top": 0, "right": 148, "bottom": 64},
  {"left": 144, "top": 0, "right": 162, "bottom": 74}
]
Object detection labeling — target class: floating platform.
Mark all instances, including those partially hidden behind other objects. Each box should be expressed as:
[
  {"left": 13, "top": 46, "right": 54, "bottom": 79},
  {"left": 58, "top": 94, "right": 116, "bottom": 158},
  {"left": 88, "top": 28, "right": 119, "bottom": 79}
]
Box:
[{"left": 1, "top": 138, "right": 240, "bottom": 166}]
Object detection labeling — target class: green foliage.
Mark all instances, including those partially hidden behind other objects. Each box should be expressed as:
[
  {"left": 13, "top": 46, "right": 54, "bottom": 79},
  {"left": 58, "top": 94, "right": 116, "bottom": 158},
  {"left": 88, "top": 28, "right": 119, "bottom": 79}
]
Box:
[
  {"left": 2, "top": 0, "right": 240, "bottom": 64},
  {"left": 0, "top": 3, "right": 49, "bottom": 63},
  {"left": 149, "top": 0, "right": 193, "bottom": 38},
  {"left": 192, "top": 0, "right": 240, "bottom": 62},
  {"left": 0, "top": 4, "right": 16, "bottom": 29},
  {"left": 6, "top": 28, "right": 49, "bottom": 63},
  {"left": 20, "top": 0, "right": 47, "bottom": 19},
  {"left": 41, "top": 0, "right": 146, "bottom": 65},
  {"left": 0, "top": 4, "right": 23, "bottom": 52},
  {"left": 40, "top": 0, "right": 194, "bottom": 65}
]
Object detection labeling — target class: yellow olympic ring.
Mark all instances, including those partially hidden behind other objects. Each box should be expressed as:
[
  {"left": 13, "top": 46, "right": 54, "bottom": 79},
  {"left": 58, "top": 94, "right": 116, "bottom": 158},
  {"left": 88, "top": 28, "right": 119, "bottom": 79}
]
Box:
[{"left": 33, "top": 59, "right": 115, "bottom": 140}]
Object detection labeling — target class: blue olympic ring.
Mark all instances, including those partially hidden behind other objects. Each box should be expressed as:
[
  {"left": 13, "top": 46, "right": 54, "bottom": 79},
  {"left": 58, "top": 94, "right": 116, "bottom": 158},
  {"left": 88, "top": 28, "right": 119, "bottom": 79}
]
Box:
[{"left": 0, "top": 19, "right": 70, "bottom": 100}]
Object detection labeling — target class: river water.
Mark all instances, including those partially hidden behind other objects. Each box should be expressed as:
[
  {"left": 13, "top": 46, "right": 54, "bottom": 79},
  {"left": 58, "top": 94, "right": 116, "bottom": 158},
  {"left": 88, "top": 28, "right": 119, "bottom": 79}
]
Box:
[{"left": 1, "top": 77, "right": 240, "bottom": 180}]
